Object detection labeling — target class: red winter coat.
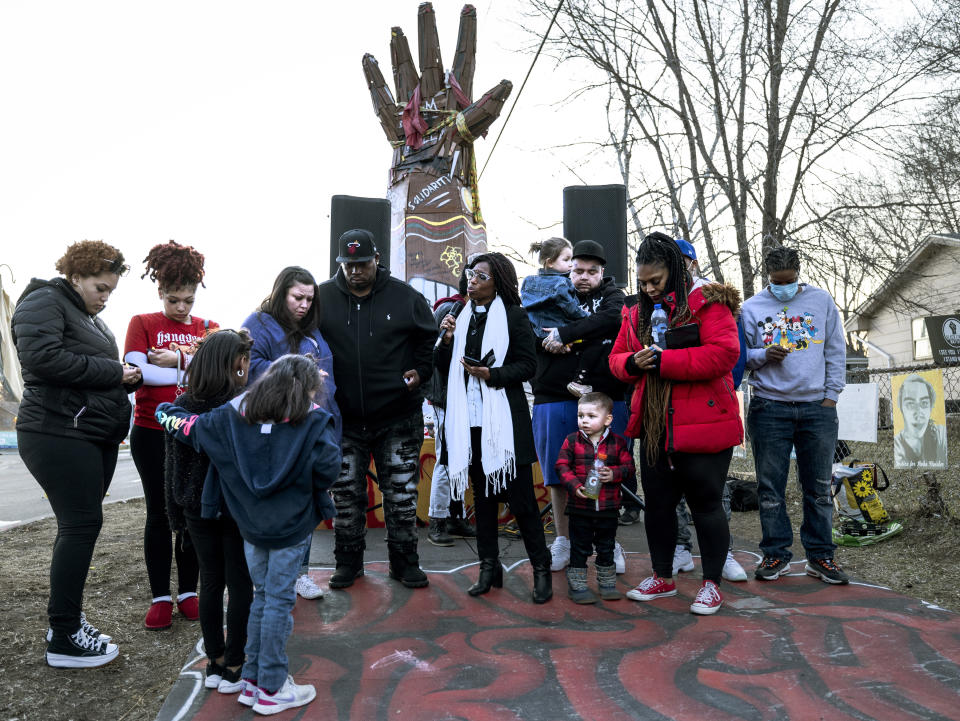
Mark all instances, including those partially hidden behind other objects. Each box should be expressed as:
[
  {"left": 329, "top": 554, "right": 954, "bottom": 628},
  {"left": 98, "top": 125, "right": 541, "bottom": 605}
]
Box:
[{"left": 608, "top": 283, "right": 743, "bottom": 454}]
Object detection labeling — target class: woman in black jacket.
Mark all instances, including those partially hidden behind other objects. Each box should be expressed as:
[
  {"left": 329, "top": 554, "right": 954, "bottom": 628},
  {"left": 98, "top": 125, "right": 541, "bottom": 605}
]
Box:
[
  {"left": 435, "top": 253, "right": 552, "bottom": 603},
  {"left": 12, "top": 240, "right": 141, "bottom": 668}
]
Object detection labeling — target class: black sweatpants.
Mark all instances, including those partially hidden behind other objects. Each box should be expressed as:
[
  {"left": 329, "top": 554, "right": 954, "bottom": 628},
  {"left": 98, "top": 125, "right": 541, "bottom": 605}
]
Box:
[
  {"left": 469, "top": 428, "right": 550, "bottom": 567},
  {"left": 17, "top": 430, "right": 118, "bottom": 634},
  {"left": 184, "top": 511, "right": 252, "bottom": 667},
  {"left": 638, "top": 446, "right": 733, "bottom": 583},
  {"left": 130, "top": 425, "right": 198, "bottom": 598}
]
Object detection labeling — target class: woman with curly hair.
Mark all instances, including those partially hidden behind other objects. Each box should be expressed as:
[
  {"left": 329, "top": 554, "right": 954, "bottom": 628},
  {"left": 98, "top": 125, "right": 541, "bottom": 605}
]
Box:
[
  {"left": 124, "top": 240, "right": 218, "bottom": 629},
  {"left": 609, "top": 232, "right": 742, "bottom": 616},
  {"left": 13, "top": 240, "right": 141, "bottom": 667}
]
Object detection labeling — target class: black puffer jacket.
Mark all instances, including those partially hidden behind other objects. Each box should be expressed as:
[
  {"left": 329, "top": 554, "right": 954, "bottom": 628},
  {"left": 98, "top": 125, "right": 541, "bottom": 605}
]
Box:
[{"left": 12, "top": 278, "right": 139, "bottom": 444}]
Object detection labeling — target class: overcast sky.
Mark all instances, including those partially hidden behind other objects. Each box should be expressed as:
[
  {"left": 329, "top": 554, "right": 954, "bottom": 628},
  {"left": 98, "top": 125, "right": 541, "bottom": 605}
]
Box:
[{"left": 0, "top": 0, "right": 615, "bottom": 343}]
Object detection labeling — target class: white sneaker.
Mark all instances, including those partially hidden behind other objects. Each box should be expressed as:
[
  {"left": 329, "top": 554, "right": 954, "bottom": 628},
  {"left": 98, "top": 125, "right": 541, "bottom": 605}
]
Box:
[
  {"left": 613, "top": 542, "right": 626, "bottom": 574},
  {"left": 722, "top": 551, "right": 748, "bottom": 582},
  {"left": 672, "top": 545, "right": 695, "bottom": 574},
  {"left": 252, "top": 675, "right": 316, "bottom": 715},
  {"left": 550, "top": 536, "right": 570, "bottom": 571},
  {"left": 295, "top": 573, "right": 324, "bottom": 599}
]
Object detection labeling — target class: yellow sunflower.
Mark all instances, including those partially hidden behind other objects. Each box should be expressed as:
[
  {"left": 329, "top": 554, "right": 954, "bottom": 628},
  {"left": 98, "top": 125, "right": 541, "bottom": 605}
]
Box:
[{"left": 852, "top": 480, "right": 873, "bottom": 498}]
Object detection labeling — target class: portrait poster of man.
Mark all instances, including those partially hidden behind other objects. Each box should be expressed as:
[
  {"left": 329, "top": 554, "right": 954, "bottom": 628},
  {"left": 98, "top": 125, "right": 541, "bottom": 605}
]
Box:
[{"left": 892, "top": 369, "right": 948, "bottom": 470}]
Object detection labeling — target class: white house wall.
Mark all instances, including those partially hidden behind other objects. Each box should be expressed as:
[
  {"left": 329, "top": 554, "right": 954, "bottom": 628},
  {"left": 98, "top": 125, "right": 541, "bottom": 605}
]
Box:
[{"left": 865, "top": 245, "right": 960, "bottom": 367}]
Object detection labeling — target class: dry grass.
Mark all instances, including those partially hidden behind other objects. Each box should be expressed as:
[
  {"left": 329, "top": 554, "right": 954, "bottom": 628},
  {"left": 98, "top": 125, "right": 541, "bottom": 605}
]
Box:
[
  {"left": 0, "top": 499, "right": 198, "bottom": 721},
  {"left": 728, "top": 415, "right": 960, "bottom": 612}
]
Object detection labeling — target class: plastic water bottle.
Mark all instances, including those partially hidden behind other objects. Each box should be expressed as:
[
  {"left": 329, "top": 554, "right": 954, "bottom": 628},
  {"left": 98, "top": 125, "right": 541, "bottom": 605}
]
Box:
[
  {"left": 582, "top": 454, "right": 605, "bottom": 500},
  {"left": 651, "top": 304, "right": 668, "bottom": 346}
]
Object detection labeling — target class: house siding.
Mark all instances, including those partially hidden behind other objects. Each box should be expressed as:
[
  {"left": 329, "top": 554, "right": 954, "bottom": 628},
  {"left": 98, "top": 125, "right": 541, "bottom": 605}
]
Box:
[{"left": 863, "top": 244, "right": 960, "bottom": 368}]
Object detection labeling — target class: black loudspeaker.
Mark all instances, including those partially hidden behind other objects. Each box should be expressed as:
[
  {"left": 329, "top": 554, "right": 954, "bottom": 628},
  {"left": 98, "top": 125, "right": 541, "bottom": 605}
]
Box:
[
  {"left": 562, "top": 184, "right": 628, "bottom": 288},
  {"left": 329, "top": 195, "right": 391, "bottom": 279}
]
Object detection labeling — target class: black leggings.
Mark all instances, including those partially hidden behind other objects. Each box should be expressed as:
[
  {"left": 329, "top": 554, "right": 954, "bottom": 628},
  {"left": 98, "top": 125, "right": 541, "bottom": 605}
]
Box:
[
  {"left": 469, "top": 428, "right": 550, "bottom": 567},
  {"left": 17, "top": 431, "right": 118, "bottom": 634},
  {"left": 130, "top": 425, "right": 198, "bottom": 598},
  {"left": 638, "top": 446, "right": 733, "bottom": 583},
  {"left": 184, "top": 511, "right": 252, "bottom": 667}
]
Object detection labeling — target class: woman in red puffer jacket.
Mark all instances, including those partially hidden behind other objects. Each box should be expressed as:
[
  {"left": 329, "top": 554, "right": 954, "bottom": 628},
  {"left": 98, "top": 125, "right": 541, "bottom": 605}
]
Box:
[{"left": 608, "top": 232, "right": 742, "bottom": 616}]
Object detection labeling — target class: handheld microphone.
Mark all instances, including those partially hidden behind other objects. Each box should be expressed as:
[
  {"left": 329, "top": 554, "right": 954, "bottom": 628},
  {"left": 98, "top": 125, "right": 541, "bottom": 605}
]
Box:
[{"left": 434, "top": 300, "right": 466, "bottom": 348}]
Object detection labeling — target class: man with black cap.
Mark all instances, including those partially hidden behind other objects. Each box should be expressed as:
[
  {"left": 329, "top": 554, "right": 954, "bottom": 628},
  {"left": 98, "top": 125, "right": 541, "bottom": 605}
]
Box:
[
  {"left": 316, "top": 229, "right": 438, "bottom": 589},
  {"left": 532, "top": 239, "right": 637, "bottom": 573}
]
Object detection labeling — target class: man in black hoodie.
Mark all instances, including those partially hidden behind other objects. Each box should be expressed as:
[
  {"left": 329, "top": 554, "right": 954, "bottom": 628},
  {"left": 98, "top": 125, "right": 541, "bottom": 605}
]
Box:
[{"left": 316, "top": 229, "right": 437, "bottom": 589}]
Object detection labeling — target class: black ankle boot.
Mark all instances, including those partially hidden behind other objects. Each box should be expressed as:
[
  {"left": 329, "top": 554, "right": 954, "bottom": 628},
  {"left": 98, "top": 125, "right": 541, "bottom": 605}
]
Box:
[
  {"left": 468, "top": 558, "right": 503, "bottom": 596},
  {"left": 329, "top": 548, "right": 364, "bottom": 589},
  {"left": 388, "top": 543, "right": 429, "bottom": 588},
  {"left": 532, "top": 563, "right": 553, "bottom": 604}
]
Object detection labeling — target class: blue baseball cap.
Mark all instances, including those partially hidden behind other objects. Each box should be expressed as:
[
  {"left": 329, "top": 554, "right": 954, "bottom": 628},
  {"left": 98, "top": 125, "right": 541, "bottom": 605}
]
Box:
[{"left": 674, "top": 238, "right": 697, "bottom": 261}]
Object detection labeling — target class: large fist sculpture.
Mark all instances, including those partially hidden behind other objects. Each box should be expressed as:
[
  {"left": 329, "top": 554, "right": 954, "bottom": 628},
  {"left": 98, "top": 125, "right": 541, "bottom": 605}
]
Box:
[{"left": 363, "top": 3, "right": 512, "bottom": 304}]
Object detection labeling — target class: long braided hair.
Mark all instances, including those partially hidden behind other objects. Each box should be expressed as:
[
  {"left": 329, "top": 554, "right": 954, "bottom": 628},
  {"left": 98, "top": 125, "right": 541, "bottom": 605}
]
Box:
[
  {"left": 141, "top": 240, "right": 205, "bottom": 290},
  {"left": 635, "top": 232, "right": 693, "bottom": 462},
  {"left": 466, "top": 252, "right": 521, "bottom": 306}
]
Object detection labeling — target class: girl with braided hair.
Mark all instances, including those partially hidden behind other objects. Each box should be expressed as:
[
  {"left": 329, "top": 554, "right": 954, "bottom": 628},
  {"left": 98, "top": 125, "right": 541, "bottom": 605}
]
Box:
[
  {"left": 609, "top": 232, "right": 742, "bottom": 615},
  {"left": 124, "top": 240, "right": 218, "bottom": 629},
  {"left": 435, "top": 252, "right": 553, "bottom": 604}
]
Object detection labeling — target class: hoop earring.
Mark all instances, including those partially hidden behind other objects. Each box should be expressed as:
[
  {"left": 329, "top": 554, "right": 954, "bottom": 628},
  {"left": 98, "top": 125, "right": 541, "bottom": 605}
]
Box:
[{"left": 237, "top": 369, "right": 244, "bottom": 377}]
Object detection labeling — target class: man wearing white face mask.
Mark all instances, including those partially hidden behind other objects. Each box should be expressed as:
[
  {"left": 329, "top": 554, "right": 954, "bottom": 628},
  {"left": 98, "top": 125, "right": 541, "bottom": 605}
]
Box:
[{"left": 741, "top": 246, "right": 847, "bottom": 585}]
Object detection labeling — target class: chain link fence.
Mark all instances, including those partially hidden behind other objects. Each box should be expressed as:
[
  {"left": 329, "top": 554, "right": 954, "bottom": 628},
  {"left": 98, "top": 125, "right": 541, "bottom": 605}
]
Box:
[{"left": 730, "top": 364, "right": 960, "bottom": 520}]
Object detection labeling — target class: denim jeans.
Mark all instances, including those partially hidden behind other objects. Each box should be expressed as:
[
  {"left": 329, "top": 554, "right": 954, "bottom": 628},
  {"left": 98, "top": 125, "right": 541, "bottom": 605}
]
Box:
[
  {"left": 242, "top": 534, "right": 310, "bottom": 693},
  {"left": 747, "top": 397, "right": 838, "bottom": 562}
]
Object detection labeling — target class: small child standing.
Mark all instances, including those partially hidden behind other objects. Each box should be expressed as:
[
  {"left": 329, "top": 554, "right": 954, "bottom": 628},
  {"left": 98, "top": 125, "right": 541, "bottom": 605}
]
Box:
[
  {"left": 555, "top": 392, "right": 635, "bottom": 603},
  {"left": 156, "top": 354, "right": 340, "bottom": 716},
  {"left": 520, "top": 237, "right": 600, "bottom": 397}
]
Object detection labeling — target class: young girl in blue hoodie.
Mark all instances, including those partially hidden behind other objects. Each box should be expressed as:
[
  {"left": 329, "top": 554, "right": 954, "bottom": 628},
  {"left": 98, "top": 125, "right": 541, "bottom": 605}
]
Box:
[{"left": 156, "top": 354, "right": 340, "bottom": 716}]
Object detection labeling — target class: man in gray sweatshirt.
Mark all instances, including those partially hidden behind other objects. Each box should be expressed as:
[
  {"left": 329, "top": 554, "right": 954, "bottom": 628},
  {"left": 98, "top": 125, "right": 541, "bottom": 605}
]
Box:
[{"left": 741, "top": 246, "right": 848, "bottom": 585}]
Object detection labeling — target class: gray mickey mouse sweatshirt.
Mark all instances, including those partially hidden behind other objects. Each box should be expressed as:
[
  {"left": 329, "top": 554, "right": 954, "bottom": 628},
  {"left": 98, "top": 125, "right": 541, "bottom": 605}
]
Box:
[{"left": 741, "top": 284, "right": 846, "bottom": 402}]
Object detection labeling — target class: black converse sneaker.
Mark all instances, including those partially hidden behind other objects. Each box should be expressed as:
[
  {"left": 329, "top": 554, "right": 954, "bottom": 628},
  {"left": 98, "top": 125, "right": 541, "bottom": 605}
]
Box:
[
  {"left": 46, "top": 628, "right": 119, "bottom": 668},
  {"left": 46, "top": 612, "right": 112, "bottom": 644}
]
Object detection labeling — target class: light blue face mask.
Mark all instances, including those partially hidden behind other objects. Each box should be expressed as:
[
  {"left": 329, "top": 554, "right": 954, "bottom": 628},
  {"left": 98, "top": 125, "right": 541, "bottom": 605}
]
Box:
[{"left": 769, "top": 281, "right": 799, "bottom": 302}]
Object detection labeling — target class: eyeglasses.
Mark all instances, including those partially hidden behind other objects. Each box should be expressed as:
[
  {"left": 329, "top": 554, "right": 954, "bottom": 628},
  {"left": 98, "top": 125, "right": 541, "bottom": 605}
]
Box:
[
  {"left": 465, "top": 268, "right": 491, "bottom": 282},
  {"left": 101, "top": 257, "right": 130, "bottom": 276}
]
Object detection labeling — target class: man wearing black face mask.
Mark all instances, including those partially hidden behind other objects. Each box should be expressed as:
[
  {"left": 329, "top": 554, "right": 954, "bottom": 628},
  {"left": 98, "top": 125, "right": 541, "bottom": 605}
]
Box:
[{"left": 741, "top": 246, "right": 847, "bottom": 586}]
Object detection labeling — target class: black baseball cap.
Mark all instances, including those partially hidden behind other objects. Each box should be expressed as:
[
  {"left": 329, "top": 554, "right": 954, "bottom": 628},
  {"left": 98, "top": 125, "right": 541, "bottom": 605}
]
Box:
[
  {"left": 571, "top": 239, "right": 606, "bottom": 265},
  {"left": 336, "top": 229, "right": 378, "bottom": 263}
]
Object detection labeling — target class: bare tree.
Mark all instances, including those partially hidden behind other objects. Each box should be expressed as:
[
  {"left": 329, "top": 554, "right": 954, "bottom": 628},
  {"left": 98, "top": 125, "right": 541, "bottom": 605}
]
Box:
[{"left": 529, "top": 0, "right": 933, "bottom": 298}]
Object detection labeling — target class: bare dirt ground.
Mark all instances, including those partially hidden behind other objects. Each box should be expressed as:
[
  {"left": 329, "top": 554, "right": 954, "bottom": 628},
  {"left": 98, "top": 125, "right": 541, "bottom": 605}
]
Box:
[{"left": 2, "top": 417, "right": 958, "bottom": 721}]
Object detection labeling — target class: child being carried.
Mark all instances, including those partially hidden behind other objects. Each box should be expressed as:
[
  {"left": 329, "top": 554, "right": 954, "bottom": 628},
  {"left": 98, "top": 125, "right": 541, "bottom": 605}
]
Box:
[{"left": 520, "top": 237, "right": 604, "bottom": 397}]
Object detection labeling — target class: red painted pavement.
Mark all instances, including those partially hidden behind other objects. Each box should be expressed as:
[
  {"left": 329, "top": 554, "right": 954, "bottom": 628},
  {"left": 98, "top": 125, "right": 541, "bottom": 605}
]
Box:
[{"left": 155, "top": 554, "right": 960, "bottom": 721}]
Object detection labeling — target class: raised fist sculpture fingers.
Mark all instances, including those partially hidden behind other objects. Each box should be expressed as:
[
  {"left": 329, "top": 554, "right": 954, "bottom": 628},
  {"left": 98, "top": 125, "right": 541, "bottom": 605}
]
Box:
[{"left": 362, "top": 3, "right": 512, "bottom": 306}]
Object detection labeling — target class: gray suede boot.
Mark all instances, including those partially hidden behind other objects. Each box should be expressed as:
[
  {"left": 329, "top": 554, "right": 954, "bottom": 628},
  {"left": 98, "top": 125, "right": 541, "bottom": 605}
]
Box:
[
  {"left": 597, "top": 563, "right": 622, "bottom": 600},
  {"left": 566, "top": 566, "right": 598, "bottom": 604}
]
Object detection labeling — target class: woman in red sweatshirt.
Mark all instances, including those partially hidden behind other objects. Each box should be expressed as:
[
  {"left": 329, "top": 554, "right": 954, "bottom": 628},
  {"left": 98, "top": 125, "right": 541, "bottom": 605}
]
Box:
[{"left": 124, "top": 241, "right": 217, "bottom": 629}]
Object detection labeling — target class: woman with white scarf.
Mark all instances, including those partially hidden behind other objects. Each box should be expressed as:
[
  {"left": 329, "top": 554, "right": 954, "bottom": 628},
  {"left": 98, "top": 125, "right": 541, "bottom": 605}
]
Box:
[{"left": 436, "top": 253, "right": 552, "bottom": 604}]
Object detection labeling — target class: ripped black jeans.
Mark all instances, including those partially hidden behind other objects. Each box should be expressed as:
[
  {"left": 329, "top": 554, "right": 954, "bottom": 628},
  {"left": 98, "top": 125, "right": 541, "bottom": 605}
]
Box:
[{"left": 331, "top": 411, "right": 423, "bottom": 552}]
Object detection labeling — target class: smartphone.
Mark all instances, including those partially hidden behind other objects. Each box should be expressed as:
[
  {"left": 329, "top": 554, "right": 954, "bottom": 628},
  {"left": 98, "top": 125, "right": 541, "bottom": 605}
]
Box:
[{"left": 462, "top": 355, "right": 482, "bottom": 367}]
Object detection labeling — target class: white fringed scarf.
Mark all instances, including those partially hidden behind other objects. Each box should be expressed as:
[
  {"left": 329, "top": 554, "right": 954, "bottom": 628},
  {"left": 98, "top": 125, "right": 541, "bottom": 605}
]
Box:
[{"left": 445, "top": 296, "right": 515, "bottom": 500}]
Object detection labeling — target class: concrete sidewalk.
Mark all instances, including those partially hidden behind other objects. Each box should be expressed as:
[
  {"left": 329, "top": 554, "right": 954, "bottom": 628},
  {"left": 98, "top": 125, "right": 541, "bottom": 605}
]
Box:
[{"left": 155, "top": 521, "right": 960, "bottom": 721}]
